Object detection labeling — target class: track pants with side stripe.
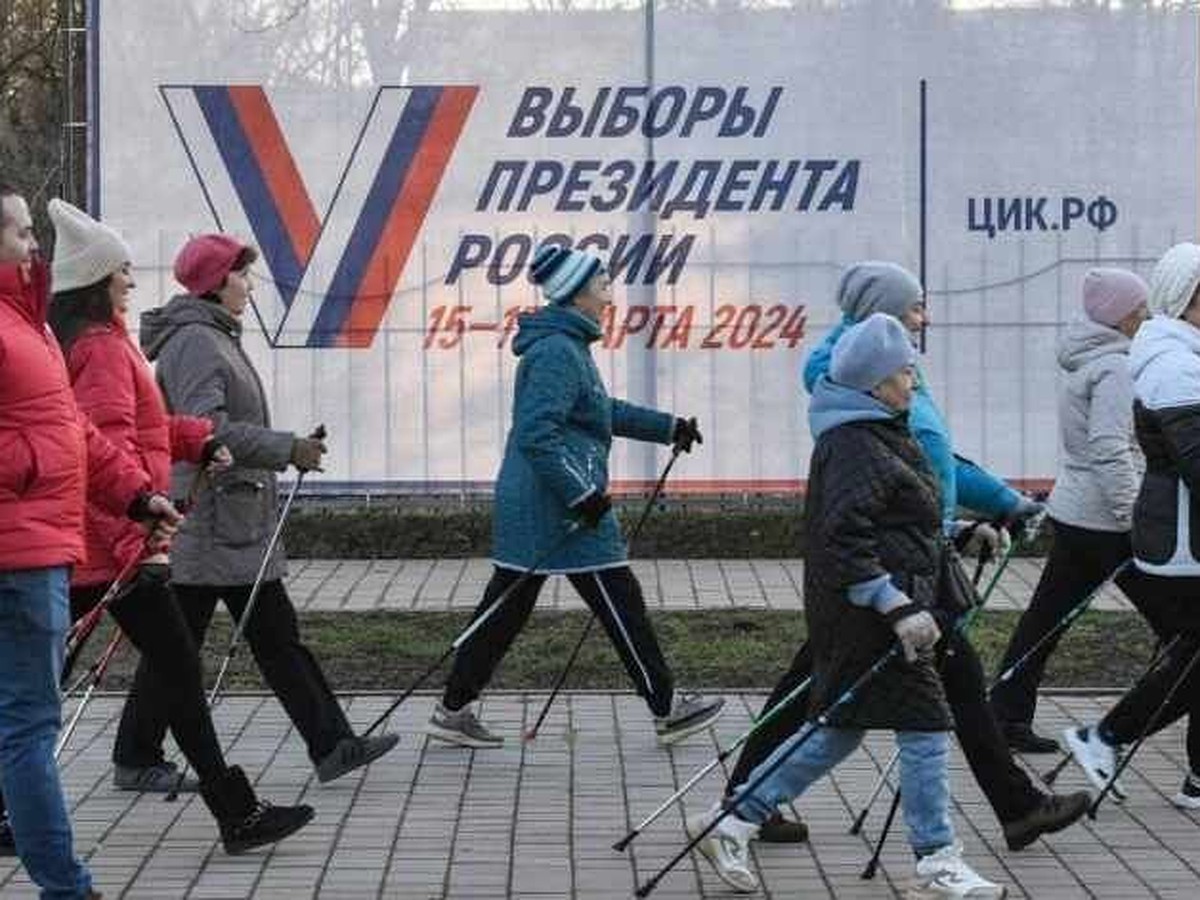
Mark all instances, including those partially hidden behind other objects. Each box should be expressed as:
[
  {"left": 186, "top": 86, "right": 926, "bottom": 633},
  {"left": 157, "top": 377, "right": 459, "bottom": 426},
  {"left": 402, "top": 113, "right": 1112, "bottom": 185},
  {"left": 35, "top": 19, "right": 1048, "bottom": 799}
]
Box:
[{"left": 441, "top": 566, "right": 675, "bottom": 717}]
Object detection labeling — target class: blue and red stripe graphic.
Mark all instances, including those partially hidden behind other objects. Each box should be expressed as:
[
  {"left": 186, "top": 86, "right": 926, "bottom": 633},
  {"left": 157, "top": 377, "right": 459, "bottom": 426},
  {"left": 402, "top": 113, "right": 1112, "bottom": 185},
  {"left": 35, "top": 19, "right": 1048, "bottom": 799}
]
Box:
[{"left": 187, "top": 84, "right": 477, "bottom": 348}]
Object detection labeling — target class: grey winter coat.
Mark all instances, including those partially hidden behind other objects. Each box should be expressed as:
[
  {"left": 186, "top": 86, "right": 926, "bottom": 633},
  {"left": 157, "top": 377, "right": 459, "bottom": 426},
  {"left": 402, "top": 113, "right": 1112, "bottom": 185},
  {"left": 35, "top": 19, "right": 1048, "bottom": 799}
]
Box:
[
  {"left": 140, "top": 295, "right": 295, "bottom": 586},
  {"left": 1046, "top": 320, "right": 1142, "bottom": 533}
]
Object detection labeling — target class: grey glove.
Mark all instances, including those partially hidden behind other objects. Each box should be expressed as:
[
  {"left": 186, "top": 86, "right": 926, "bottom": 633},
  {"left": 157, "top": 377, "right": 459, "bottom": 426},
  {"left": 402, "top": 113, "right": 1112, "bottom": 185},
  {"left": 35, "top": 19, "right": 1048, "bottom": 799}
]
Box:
[{"left": 885, "top": 604, "right": 942, "bottom": 663}]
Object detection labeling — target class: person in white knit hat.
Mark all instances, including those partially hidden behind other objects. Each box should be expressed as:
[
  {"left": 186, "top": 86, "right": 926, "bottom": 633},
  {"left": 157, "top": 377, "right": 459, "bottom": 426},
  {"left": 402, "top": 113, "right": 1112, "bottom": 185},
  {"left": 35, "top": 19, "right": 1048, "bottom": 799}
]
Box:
[{"left": 1065, "top": 243, "right": 1200, "bottom": 810}]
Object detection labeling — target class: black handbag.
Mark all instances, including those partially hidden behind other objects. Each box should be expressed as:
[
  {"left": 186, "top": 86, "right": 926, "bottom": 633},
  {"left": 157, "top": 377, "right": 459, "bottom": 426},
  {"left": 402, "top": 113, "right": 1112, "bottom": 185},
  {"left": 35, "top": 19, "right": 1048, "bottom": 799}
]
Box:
[{"left": 937, "top": 542, "right": 983, "bottom": 622}]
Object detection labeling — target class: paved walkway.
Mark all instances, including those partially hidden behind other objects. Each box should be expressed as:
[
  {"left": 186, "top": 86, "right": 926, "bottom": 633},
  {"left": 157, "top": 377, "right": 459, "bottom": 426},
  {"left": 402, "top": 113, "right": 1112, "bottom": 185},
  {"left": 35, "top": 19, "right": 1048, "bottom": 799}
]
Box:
[
  {"left": 1, "top": 692, "right": 1194, "bottom": 899},
  {"left": 283, "top": 558, "right": 1131, "bottom": 614}
]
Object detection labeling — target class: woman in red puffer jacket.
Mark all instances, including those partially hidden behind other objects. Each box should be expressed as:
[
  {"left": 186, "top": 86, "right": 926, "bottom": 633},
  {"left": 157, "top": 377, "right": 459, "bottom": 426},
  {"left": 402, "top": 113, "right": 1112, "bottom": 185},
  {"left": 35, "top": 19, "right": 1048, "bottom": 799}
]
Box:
[{"left": 42, "top": 199, "right": 313, "bottom": 855}]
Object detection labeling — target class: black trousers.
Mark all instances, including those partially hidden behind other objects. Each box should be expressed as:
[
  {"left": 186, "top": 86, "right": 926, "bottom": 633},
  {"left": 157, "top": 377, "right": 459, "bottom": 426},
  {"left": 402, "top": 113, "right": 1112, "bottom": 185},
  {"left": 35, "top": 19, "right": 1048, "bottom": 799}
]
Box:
[
  {"left": 443, "top": 566, "right": 675, "bottom": 717},
  {"left": 114, "top": 580, "right": 352, "bottom": 766},
  {"left": 1100, "top": 571, "right": 1200, "bottom": 773},
  {"left": 727, "top": 629, "right": 1044, "bottom": 824},
  {"left": 991, "top": 520, "right": 1135, "bottom": 726}
]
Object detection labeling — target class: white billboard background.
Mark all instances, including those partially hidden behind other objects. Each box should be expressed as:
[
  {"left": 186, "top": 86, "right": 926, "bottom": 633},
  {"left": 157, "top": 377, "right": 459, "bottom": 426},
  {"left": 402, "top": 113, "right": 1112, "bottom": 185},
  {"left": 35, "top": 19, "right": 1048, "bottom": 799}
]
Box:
[{"left": 96, "top": 1, "right": 1199, "bottom": 494}]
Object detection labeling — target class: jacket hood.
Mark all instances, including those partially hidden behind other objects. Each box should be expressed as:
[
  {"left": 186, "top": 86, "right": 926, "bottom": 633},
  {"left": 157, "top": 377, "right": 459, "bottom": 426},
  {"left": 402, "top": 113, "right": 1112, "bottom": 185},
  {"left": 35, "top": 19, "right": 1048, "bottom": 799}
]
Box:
[
  {"left": 140, "top": 293, "right": 240, "bottom": 359},
  {"left": 808, "top": 375, "right": 900, "bottom": 439},
  {"left": 512, "top": 304, "right": 602, "bottom": 357},
  {"left": 1129, "top": 316, "right": 1200, "bottom": 409},
  {"left": 1057, "top": 318, "right": 1130, "bottom": 373}
]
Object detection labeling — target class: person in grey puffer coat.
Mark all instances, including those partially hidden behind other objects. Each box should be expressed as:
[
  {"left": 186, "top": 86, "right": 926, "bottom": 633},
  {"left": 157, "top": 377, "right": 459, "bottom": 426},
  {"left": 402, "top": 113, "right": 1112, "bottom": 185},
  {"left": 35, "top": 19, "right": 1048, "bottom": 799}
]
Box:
[
  {"left": 992, "top": 269, "right": 1149, "bottom": 753},
  {"left": 117, "top": 234, "right": 398, "bottom": 786}
]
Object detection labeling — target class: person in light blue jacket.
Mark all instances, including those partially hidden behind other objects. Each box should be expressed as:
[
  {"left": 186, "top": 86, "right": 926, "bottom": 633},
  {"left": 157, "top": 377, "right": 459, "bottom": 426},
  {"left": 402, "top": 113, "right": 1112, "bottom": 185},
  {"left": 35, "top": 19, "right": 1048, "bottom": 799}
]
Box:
[
  {"left": 803, "top": 262, "right": 1041, "bottom": 533},
  {"left": 428, "top": 244, "right": 724, "bottom": 749}
]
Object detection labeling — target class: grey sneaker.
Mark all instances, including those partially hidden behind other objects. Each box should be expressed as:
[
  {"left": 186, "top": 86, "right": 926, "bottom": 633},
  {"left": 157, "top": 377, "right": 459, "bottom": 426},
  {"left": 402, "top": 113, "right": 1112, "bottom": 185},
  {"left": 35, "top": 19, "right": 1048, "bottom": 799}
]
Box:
[
  {"left": 427, "top": 702, "right": 504, "bottom": 749},
  {"left": 655, "top": 693, "right": 725, "bottom": 746},
  {"left": 315, "top": 733, "right": 400, "bottom": 784},
  {"left": 113, "top": 761, "right": 199, "bottom": 793}
]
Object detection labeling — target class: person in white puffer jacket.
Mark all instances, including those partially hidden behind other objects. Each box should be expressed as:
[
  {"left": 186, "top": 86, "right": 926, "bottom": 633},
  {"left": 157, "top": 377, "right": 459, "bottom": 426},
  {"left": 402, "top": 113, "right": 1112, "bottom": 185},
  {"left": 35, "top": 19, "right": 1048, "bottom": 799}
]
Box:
[
  {"left": 992, "top": 269, "right": 1148, "bottom": 754},
  {"left": 1065, "top": 245, "right": 1200, "bottom": 811}
]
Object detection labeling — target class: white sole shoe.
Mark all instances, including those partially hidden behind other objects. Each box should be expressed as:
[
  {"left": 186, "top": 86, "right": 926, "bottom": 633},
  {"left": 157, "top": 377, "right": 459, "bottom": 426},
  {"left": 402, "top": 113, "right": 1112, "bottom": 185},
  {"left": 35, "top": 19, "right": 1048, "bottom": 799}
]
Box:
[
  {"left": 1063, "top": 727, "right": 1127, "bottom": 803},
  {"left": 685, "top": 808, "right": 759, "bottom": 894}
]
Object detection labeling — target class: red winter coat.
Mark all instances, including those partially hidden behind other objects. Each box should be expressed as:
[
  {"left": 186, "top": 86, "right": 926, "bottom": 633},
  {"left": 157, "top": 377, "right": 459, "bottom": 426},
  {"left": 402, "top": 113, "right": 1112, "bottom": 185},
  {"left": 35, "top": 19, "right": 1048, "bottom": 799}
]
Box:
[
  {"left": 65, "top": 319, "right": 212, "bottom": 586},
  {"left": 0, "top": 259, "right": 149, "bottom": 572}
]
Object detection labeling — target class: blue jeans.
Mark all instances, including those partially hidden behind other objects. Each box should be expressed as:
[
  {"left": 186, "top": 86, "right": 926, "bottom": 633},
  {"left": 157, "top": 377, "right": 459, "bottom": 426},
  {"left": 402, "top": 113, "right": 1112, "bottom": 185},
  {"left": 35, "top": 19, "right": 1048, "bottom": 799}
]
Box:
[
  {"left": 731, "top": 725, "right": 955, "bottom": 856},
  {"left": 0, "top": 567, "right": 93, "bottom": 899}
]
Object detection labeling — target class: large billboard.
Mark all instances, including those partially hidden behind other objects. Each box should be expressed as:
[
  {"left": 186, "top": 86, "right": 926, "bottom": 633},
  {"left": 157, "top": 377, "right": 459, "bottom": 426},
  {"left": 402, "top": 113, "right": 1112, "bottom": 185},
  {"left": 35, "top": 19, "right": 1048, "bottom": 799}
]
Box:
[{"left": 95, "top": 1, "right": 1199, "bottom": 493}]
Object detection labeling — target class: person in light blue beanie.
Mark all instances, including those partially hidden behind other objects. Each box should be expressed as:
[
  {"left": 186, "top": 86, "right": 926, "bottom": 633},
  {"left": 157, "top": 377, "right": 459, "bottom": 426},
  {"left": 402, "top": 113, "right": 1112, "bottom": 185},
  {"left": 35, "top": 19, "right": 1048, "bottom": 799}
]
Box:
[
  {"left": 427, "top": 243, "right": 724, "bottom": 750},
  {"left": 804, "top": 261, "right": 1042, "bottom": 536},
  {"left": 829, "top": 312, "right": 918, "bottom": 393}
]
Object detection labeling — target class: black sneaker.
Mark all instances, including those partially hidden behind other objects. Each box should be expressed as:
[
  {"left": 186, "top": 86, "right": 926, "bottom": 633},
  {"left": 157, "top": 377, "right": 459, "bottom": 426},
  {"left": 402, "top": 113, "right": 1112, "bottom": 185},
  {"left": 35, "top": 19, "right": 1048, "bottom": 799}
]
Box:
[
  {"left": 1172, "top": 772, "right": 1200, "bottom": 811},
  {"left": 315, "top": 733, "right": 400, "bottom": 784},
  {"left": 1003, "top": 791, "right": 1090, "bottom": 851},
  {"left": 0, "top": 818, "right": 14, "bottom": 857},
  {"left": 1002, "top": 721, "right": 1061, "bottom": 755},
  {"left": 200, "top": 765, "right": 315, "bottom": 855},
  {"left": 755, "top": 810, "right": 809, "bottom": 844}
]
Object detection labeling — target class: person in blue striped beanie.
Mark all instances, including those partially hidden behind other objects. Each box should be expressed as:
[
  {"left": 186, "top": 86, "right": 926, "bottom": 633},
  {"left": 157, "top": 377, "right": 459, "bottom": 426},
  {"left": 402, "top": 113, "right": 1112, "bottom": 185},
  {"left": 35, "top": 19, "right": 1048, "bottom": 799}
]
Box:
[{"left": 427, "top": 243, "right": 724, "bottom": 749}]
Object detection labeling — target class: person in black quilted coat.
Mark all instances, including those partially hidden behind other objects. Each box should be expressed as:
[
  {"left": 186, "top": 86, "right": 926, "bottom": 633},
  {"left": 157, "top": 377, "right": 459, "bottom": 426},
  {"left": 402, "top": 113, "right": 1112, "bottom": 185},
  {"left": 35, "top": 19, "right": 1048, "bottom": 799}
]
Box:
[{"left": 686, "top": 314, "right": 1006, "bottom": 899}]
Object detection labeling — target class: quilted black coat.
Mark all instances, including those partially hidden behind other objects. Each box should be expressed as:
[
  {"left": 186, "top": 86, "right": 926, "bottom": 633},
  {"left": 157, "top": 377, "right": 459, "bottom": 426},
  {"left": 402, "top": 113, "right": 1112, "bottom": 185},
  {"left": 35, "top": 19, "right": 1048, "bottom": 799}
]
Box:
[{"left": 804, "top": 414, "right": 952, "bottom": 731}]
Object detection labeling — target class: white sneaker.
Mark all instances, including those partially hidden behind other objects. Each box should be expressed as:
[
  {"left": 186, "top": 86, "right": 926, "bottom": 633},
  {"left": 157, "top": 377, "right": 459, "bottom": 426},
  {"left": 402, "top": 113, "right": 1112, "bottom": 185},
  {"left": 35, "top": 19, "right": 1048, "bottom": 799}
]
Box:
[
  {"left": 1171, "top": 772, "right": 1200, "bottom": 810},
  {"left": 908, "top": 842, "right": 1007, "bottom": 899},
  {"left": 685, "top": 803, "right": 760, "bottom": 894},
  {"left": 1064, "top": 726, "right": 1127, "bottom": 802}
]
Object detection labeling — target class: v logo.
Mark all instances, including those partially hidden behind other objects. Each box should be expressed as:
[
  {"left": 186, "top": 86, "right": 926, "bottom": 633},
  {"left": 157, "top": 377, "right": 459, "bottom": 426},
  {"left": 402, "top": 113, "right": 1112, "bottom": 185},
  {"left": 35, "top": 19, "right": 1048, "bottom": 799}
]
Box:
[{"left": 161, "top": 84, "right": 477, "bottom": 348}]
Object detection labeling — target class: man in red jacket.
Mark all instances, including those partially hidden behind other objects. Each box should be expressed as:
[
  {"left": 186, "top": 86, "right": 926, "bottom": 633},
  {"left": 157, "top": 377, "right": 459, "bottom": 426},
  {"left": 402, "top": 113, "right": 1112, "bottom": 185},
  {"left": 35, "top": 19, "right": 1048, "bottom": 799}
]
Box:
[{"left": 0, "top": 184, "right": 180, "bottom": 900}]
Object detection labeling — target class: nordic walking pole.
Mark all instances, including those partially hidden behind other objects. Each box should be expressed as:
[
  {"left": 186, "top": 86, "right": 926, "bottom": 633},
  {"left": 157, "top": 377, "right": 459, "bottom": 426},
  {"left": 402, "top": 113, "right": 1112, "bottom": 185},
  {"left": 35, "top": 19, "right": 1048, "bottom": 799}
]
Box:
[
  {"left": 634, "top": 644, "right": 901, "bottom": 898},
  {"left": 990, "top": 560, "right": 1131, "bottom": 696},
  {"left": 861, "top": 783, "right": 902, "bottom": 880},
  {"left": 165, "top": 426, "right": 324, "bottom": 800},
  {"left": 57, "top": 629, "right": 125, "bottom": 759},
  {"left": 848, "top": 540, "right": 1010, "bottom": 835},
  {"left": 61, "top": 553, "right": 141, "bottom": 685},
  {"left": 613, "top": 674, "right": 813, "bottom": 852},
  {"left": 855, "top": 541, "right": 1006, "bottom": 868},
  {"left": 1088, "top": 638, "right": 1200, "bottom": 818},
  {"left": 1041, "top": 632, "right": 1183, "bottom": 789},
  {"left": 363, "top": 520, "right": 587, "bottom": 738},
  {"left": 523, "top": 444, "right": 685, "bottom": 742}
]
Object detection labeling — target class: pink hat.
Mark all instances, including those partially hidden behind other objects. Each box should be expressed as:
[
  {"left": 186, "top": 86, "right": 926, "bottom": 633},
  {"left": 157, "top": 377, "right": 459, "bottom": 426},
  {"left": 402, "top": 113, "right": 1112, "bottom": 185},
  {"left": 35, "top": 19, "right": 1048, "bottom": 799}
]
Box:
[
  {"left": 174, "top": 234, "right": 257, "bottom": 296},
  {"left": 1083, "top": 268, "right": 1149, "bottom": 328}
]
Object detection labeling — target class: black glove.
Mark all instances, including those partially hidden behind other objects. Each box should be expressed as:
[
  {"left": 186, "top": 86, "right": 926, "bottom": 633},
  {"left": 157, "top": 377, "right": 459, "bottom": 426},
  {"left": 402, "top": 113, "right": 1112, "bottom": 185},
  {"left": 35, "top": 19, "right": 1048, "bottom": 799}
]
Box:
[
  {"left": 673, "top": 417, "right": 703, "bottom": 453},
  {"left": 572, "top": 492, "right": 612, "bottom": 528}
]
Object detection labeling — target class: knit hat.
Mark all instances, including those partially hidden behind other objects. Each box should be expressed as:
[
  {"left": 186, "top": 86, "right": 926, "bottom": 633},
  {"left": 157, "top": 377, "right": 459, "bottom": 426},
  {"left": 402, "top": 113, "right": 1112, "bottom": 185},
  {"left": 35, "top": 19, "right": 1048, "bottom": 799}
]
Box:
[
  {"left": 48, "top": 198, "right": 131, "bottom": 293},
  {"left": 1148, "top": 243, "right": 1200, "bottom": 320},
  {"left": 830, "top": 313, "right": 917, "bottom": 392},
  {"left": 1082, "top": 268, "right": 1149, "bottom": 328},
  {"left": 529, "top": 244, "right": 602, "bottom": 305},
  {"left": 174, "top": 234, "right": 258, "bottom": 297},
  {"left": 835, "top": 261, "right": 924, "bottom": 323}
]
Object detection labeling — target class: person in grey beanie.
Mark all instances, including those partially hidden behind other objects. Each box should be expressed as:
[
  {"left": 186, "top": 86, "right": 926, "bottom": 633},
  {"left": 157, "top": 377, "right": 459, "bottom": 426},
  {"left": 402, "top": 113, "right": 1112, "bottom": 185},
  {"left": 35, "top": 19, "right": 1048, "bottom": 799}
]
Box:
[{"left": 687, "top": 314, "right": 1006, "bottom": 899}]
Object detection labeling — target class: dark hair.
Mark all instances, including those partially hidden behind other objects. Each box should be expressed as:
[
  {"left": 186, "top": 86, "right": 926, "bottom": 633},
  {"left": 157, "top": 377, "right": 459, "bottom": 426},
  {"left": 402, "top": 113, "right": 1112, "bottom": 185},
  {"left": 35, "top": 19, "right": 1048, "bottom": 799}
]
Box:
[
  {"left": 48, "top": 278, "right": 115, "bottom": 351},
  {"left": 200, "top": 246, "right": 257, "bottom": 302}
]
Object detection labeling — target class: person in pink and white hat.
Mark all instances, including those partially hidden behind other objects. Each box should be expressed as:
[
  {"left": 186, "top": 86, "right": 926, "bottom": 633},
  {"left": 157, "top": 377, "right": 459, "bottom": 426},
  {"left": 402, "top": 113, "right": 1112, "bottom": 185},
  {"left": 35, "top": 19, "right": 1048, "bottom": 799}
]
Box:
[{"left": 992, "top": 268, "right": 1149, "bottom": 753}]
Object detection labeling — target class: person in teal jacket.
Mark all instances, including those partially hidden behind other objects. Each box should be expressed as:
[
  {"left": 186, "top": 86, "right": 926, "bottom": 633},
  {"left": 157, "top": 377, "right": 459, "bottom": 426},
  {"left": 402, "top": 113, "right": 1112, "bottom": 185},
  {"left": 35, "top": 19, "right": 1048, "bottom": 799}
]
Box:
[
  {"left": 428, "top": 244, "right": 725, "bottom": 749},
  {"left": 802, "top": 261, "right": 1041, "bottom": 533}
]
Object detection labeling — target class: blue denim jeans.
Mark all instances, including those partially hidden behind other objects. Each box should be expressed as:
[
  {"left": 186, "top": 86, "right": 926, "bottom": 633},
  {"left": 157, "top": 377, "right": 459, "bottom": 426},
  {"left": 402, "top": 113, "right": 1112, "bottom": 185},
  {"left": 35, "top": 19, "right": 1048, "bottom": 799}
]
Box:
[
  {"left": 731, "top": 725, "right": 955, "bottom": 856},
  {"left": 0, "top": 567, "right": 93, "bottom": 899}
]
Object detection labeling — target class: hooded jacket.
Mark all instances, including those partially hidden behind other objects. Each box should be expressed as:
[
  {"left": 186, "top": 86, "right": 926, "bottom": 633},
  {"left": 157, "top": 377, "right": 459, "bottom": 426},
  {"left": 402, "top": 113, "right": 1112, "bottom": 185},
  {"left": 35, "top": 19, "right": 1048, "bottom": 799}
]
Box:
[
  {"left": 1128, "top": 317, "right": 1200, "bottom": 576},
  {"left": 0, "top": 259, "right": 148, "bottom": 571},
  {"left": 65, "top": 318, "right": 212, "bottom": 585},
  {"left": 803, "top": 376, "right": 951, "bottom": 732},
  {"left": 141, "top": 295, "right": 295, "bottom": 586},
  {"left": 1046, "top": 319, "right": 1141, "bottom": 533},
  {"left": 804, "top": 322, "right": 1020, "bottom": 529},
  {"left": 493, "top": 304, "right": 674, "bottom": 572}
]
